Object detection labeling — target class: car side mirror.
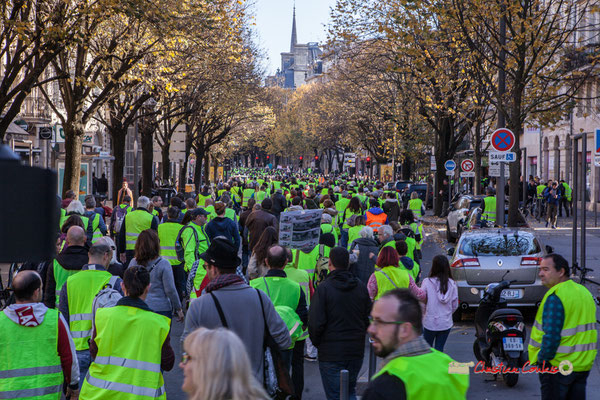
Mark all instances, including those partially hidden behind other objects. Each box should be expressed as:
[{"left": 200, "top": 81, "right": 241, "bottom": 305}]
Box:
[
  {"left": 546, "top": 245, "right": 554, "bottom": 254},
  {"left": 447, "top": 247, "right": 455, "bottom": 256}
]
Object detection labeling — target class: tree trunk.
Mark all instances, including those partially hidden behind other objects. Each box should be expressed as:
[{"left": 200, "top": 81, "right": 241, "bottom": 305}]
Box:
[
  {"left": 213, "top": 156, "right": 218, "bottom": 183},
  {"left": 140, "top": 122, "right": 154, "bottom": 197},
  {"left": 62, "top": 126, "right": 84, "bottom": 197},
  {"left": 193, "top": 146, "right": 203, "bottom": 190},
  {"left": 110, "top": 128, "right": 127, "bottom": 204},
  {"left": 204, "top": 153, "right": 210, "bottom": 185},
  {"left": 474, "top": 123, "right": 482, "bottom": 195},
  {"left": 161, "top": 144, "right": 170, "bottom": 181},
  {"left": 179, "top": 129, "right": 193, "bottom": 192},
  {"left": 402, "top": 157, "right": 412, "bottom": 180}
]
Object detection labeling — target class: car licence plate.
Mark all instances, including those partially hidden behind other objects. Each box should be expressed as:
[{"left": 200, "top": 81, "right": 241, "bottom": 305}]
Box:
[
  {"left": 503, "top": 337, "right": 524, "bottom": 351},
  {"left": 501, "top": 289, "right": 522, "bottom": 299}
]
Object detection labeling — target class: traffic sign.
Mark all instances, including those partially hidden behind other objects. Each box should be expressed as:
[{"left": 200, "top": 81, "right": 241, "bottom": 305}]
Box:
[
  {"left": 444, "top": 160, "right": 456, "bottom": 171},
  {"left": 489, "top": 151, "right": 516, "bottom": 162},
  {"left": 596, "top": 129, "right": 600, "bottom": 155},
  {"left": 39, "top": 127, "right": 52, "bottom": 140},
  {"left": 490, "top": 128, "right": 515, "bottom": 152},
  {"left": 461, "top": 159, "right": 474, "bottom": 172},
  {"left": 460, "top": 171, "right": 475, "bottom": 177},
  {"left": 489, "top": 162, "right": 510, "bottom": 177},
  {"left": 446, "top": 170, "right": 455, "bottom": 176}
]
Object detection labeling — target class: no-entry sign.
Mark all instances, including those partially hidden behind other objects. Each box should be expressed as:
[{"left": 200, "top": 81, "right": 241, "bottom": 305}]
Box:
[
  {"left": 491, "top": 128, "right": 515, "bottom": 152},
  {"left": 461, "top": 159, "right": 474, "bottom": 172}
]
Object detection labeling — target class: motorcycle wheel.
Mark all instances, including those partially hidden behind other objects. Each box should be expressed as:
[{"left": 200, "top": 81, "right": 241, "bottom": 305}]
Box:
[
  {"left": 503, "top": 358, "right": 519, "bottom": 387},
  {"left": 446, "top": 221, "right": 456, "bottom": 243},
  {"left": 473, "top": 340, "right": 483, "bottom": 362}
]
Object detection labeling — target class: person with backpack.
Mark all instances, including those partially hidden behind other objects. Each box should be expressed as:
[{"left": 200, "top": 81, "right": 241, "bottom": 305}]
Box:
[
  {"left": 382, "top": 191, "right": 401, "bottom": 223},
  {"left": 396, "top": 240, "right": 420, "bottom": 283},
  {"left": 349, "top": 226, "right": 379, "bottom": 286},
  {"left": 59, "top": 242, "right": 124, "bottom": 386},
  {"left": 81, "top": 266, "right": 175, "bottom": 399},
  {"left": 109, "top": 195, "right": 132, "bottom": 242},
  {"left": 341, "top": 197, "right": 363, "bottom": 248},
  {"left": 250, "top": 245, "right": 308, "bottom": 396},
  {"left": 129, "top": 230, "right": 183, "bottom": 321},
  {"left": 117, "top": 196, "right": 159, "bottom": 267},
  {"left": 84, "top": 195, "right": 107, "bottom": 243},
  {"left": 158, "top": 206, "right": 186, "bottom": 300},
  {"left": 421, "top": 255, "right": 458, "bottom": 352}
]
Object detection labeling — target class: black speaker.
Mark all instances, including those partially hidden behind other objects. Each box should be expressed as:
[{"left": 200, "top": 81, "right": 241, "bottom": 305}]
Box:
[{"left": 0, "top": 145, "right": 58, "bottom": 262}]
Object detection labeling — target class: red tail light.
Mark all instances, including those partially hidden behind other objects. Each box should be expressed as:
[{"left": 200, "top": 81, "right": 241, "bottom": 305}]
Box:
[
  {"left": 506, "top": 316, "right": 517, "bottom": 323},
  {"left": 507, "top": 333, "right": 517, "bottom": 337},
  {"left": 451, "top": 258, "right": 480, "bottom": 268},
  {"left": 521, "top": 257, "right": 542, "bottom": 266}
]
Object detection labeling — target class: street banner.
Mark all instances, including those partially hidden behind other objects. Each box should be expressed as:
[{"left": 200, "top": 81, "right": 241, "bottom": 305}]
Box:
[
  {"left": 279, "top": 209, "right": 323, "bottom": 250},
  {"left": 380, "top": 164, "right": 393, "bottom": 182}
]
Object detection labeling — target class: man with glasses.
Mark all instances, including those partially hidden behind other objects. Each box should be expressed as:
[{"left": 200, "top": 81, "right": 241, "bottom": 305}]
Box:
[
  {"left": 363, "top": 289, "right": 469, "bottom": 399},
  {"left": 308, "top": 247, "right": 371, "bottom": 400}
]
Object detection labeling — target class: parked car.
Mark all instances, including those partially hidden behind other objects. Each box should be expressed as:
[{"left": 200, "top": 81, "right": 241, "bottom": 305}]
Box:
[
  {"left": 401, "top": 183, "right": 432, "bottom": 209},
  {"left": 466, "top": 204, "right": 529, "bottom": 230},
  {"left": 448, "top": 228, "right": 552, "bottom": 320},
  {"left": 446, "top": 195, "right": 485, "bottom": 243}
]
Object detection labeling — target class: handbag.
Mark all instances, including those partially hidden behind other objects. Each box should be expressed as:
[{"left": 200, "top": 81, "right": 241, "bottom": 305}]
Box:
[{"left": 256, "top": 289, "right": 298, "bottom": 400}]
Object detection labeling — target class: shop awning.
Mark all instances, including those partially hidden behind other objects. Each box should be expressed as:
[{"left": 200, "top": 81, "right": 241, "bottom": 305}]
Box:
[{"left": 7, "top": 122, "right": 30, "bottom": 135}]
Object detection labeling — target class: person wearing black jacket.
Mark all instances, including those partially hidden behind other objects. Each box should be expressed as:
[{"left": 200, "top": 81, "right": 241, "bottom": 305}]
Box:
[
  {"left": 309, "top": 247, "right": 371, "bottom": 400},
  {"left": 270, "top": 188, "right": 288, "bottom": 219},
  {"left": 44, "top": 226, "right": 90, "bottom": 308}
]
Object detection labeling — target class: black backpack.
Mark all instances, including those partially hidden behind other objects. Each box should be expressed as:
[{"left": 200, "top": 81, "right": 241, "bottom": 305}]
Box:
[{"left": 175, "top": 225, "right": 199, "bottom": 263}]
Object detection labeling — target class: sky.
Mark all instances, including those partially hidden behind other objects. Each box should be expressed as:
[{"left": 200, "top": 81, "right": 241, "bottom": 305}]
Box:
[{"left": 252, "top": 0, "right": 337, "bottom": 75}]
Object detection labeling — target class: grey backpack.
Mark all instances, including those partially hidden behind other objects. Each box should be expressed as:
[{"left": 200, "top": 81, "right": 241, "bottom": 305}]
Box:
[{"left": 91, "top": 276, "right": 122, "bottom": 332}]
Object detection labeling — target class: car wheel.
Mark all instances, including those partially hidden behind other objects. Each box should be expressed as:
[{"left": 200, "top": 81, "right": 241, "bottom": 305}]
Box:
[{"left": 446, "top": 221, "right": 456, "bottom": 243}]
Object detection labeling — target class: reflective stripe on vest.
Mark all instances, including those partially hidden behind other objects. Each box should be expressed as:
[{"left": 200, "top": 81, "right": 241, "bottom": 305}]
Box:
[
  {"left": 67, "top": 269, "right": 112, "bottom": 350},
  {"left": 482, "top": 196, "right": 497, "bottom": 223},
  {"left": 124, "top": 210, "right": 154, "bottom": 250},
  {"left": 373, "top": 349, "right": 469, "bottom": 399},
  {"left": 53, "top": 260, "right": 81, "bottom": 307},
  {"left": 528, "top": 279, "right": 597, "bottom": 371},
  {"left": 0, "top": 309, "right": 63, "bottom": 400},
  {"left": 374, "top": 266, "right": 410, "bottom": 300},
  {"left": 90, "top": 213, "right": 103, "bottom": 243},
  {"left": 366, "top": 211, "right": 386, "bottom": 229},
  {"left": 158, "top": 222, "right": 183, "bottom": 266},
  {"left": 408, "top": 198, "right": 423, "bottom": 218},
  {"left": 80, "top": 306, "right": 170, "bottom": 400}
]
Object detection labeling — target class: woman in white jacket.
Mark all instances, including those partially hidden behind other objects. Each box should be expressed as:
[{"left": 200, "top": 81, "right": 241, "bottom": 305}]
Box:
[{"left": 421, "top": 255, "right": 458, "bottom": 352}]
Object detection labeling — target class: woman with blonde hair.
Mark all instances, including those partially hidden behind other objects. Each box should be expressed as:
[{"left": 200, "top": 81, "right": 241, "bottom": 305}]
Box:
[{"left": 181, "top": 328, "right": 269, "bottom": 400}]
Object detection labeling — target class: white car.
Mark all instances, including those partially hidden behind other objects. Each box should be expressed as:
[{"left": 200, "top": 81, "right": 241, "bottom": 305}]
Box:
[{"left": 446, "top": 195, "right": 485, "bottom": 243}]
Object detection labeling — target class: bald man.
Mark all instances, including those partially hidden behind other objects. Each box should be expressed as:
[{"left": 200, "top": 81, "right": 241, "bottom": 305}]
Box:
[
  {"left": 44, "top": 226, "right": 90, "bottom": 308},
  {"left": 1, "top": 271, "right": 80, "bottom": 397}
]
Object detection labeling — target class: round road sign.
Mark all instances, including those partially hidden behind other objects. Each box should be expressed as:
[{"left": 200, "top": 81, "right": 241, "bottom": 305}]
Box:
[
  {"left": 461, "top": 159, "right": 474, "bottom": 172},
  {"left": 444, "top": 160, "right": 456, "bottom": 171},
  {"left": 491, "top": 128, "right": 515, "bottom": 152}
]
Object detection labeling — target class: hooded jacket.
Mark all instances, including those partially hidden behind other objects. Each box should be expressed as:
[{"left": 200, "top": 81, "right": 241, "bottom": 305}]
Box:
[
  {"left": 2, "top": 303, "right": 79, "bottom": 387},
  {"left": 308, "top": 269, "right": 371, "bottom": 362},
  {"left": 382, "top": 199, "right": 400, "bottom": 223},
  {"left": 44, "top": 245, "right": 89, "bottom": 308},
  {"left": 421, "top": 277, "right": 459, "bottom": 331}
]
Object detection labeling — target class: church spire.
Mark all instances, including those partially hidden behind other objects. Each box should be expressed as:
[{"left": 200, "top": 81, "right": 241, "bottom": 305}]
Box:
[{"left": 290, "top": 5, "right": 297, "bottom": 52}]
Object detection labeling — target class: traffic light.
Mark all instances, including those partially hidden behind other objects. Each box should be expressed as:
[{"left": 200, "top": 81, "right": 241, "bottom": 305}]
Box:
[
  {"left": 299, "top": 156, "right": 303, "bottom": 161},
  {"left": 255, "top": 156, "right": 259, "bottom": 160},
  {"left": 266, "top": 155, "right": 270, "bottom": 160},
  {"left": 314, "top": 156, "right": 319, "bottom": 161},
  {"left": 366, "top": 157, "right": 371, "bottom": 162}
]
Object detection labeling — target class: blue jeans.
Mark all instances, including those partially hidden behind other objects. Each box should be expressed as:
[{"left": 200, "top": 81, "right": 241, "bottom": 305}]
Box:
[
  {"left": 423, "top": 328, "right": 451, "bottom": 352},
  {"left": 340, "top": 229, "right": 349, "bottom": 249},
  {"left": 318, "top": 359, "right": 363, "bottom": 400},
  {"left": 539, "top": 369, "right": 589, "bottom": 400},
  {"left": 76, "top": 349, "right": 91, "bottom": 388}
]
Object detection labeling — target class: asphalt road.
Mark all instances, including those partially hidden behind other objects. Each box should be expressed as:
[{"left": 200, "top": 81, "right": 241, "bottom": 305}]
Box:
[{"left": 142, "top": 218, "right": 600, "bottom": 399}]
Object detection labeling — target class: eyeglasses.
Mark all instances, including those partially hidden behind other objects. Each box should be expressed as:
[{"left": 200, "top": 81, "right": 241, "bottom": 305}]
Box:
[
  {"left": 181, "top": 352, "right": 192, "bottom": 365},
  {"left": 368, "top": 316, "right": 406, "bottom": 327}
]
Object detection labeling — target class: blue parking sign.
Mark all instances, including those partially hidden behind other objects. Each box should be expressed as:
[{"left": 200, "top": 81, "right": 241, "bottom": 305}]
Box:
[
  {"left": 596, "top": 129, "right": 600, "bottom": 155},
  {"left": 444, "top": 160, "right": 456, "bottom": 171}
]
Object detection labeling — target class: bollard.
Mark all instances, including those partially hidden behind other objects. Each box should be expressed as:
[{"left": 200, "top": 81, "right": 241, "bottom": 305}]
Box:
[
  {"left": 368, "top": 343, "right": 377, "bottom": 380},
  {"left": 340, "top": 369, "right": 349, "bottom": 400}
]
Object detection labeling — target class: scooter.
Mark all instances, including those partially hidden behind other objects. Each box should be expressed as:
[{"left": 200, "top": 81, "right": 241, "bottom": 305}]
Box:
[{"left": 473, "top": 277, "right": 527, "bottom": 387}]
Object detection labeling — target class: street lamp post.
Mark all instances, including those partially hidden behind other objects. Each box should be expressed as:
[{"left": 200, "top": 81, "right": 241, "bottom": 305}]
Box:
[{"left": 133, "top": 121, "right": 139, "bottom": 203}]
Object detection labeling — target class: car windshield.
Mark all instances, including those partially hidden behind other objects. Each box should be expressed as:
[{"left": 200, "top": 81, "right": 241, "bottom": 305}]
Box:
[
  {"left": 459, "top": 232, "right": 541, "bottom": 256},
  {"left": 411, "top": 185, "right": 426, "bottom": 191}
]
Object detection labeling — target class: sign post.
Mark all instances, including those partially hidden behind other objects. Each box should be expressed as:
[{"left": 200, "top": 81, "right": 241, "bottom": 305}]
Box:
[
  {"left": 490, "top": 128, "right": 516, "bottom": 227},
  {"left": 445, "top": 160, "right": 456, "bottom": 209}
]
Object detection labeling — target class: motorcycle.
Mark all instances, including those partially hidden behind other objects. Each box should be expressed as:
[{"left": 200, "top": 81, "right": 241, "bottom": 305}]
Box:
[{"left": 473, "top": 276, "right": 527, "bottom": 387}]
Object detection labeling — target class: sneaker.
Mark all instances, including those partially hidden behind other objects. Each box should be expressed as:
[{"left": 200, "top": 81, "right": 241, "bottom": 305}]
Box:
[
  {"left": 304, "top": 355, "right": 317, "bottom": 362},
  {"left": 552, "top": 225, "right": 557, "bottom": 229}
]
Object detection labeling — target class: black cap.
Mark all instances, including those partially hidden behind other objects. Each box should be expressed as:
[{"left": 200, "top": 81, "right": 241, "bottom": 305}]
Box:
[
  {"left": 190, "top": 208, "right": 210, "bottom": 217},
  {"left": 199, "top": 237, "right": 241, "bottom": 269}
]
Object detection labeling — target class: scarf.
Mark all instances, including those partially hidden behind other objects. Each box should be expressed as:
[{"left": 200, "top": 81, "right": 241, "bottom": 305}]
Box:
[{"left": 205, "top": 273, "right": 245, "bottom": 293}]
